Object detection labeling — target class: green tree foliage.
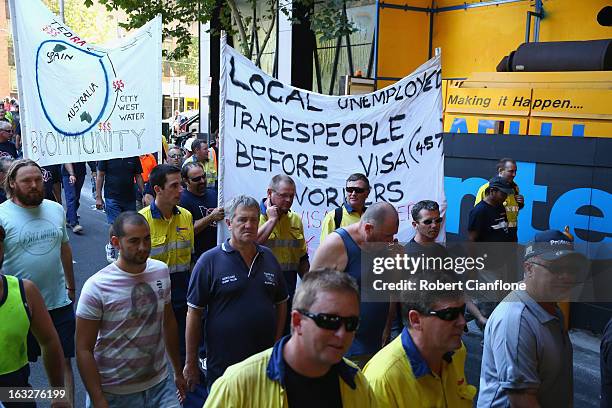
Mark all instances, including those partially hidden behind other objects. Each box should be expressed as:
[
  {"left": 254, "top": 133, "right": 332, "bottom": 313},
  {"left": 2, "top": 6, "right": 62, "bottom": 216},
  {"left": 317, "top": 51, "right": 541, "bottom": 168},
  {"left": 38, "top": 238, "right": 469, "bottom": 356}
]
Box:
[
  {"left": 84, "top": 0, "right": 356, "bottom": 61},
  {"left": 43, "top": 0, "right": 119, "bottom": 45}
]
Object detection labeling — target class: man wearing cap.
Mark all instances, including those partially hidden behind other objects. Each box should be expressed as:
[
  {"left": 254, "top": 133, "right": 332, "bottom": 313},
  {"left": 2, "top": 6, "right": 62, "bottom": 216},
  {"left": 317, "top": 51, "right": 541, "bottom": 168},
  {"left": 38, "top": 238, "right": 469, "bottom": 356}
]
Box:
[
  {"left": 474, "top": 158, "right": 524, "bottom": 241},
  {"left": 478, "top": 229, "right": 587, "bottom": 408},
  {"left": 468, "top": 175, "right": 515, "bottom": 243}
]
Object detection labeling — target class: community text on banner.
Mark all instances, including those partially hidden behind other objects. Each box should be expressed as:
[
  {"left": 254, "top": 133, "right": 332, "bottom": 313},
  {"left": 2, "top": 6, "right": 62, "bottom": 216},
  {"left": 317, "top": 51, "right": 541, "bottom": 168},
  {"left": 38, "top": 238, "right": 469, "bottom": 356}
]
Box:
[
  {"left": 218, "top": 42, "right": 445, "bottom": 250},
  {"left": 9, "top": 0, "right": 161, "bottom": 166}
]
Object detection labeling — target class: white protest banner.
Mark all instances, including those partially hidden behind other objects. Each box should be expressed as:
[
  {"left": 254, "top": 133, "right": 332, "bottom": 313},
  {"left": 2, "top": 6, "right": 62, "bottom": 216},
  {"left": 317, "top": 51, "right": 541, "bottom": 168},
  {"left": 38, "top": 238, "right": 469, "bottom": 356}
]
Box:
[
  {"left": 9, "top": 0, "right": 161, "bottom": 166},
  {"left": 219, "top": 42, "right": 445, "bottom": 250}
]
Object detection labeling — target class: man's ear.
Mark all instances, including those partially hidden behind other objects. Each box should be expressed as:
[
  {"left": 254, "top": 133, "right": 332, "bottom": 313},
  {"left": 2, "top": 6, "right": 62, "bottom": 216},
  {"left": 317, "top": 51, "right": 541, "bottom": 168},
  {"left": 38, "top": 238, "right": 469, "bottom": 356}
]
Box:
[
  {"left": 291, "top": 310, "right": 303, "bottom": 335},
  {"left": 225, "top": 218, "right": 231, "bottom": 229},
  {"left": 110, "top": 235, "right": 120, "bottom": 249},
  {"left": 266, "top": 188, "right": 273, "bottom": 201},
  {"left": 153, "top": 184, "right": 162, "bottom": 195},
  {"left": 407, "top": 310, "right": 423, "bottom": 331}
]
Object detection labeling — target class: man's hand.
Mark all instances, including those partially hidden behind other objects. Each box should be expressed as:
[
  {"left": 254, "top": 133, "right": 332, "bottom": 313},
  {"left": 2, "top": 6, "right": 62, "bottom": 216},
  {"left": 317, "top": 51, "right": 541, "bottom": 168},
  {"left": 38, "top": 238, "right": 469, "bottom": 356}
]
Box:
[
  {"left": 266, "top": 204, "right": 280, "bottom": 221},
  {"left": 68, "top": 175, "right": 76, "bottom": 185},
  {"left": 515, "top": 194, "right": 525, "bottom": 207},
  {"left": 95, "top": 197, "right": 104, "bottom": 210},
  {"left": 50, "top": 401, "right": 72, "bottom": 408},
  {"left": 183, "top": 361, "right": 200, "bottom": 392},
  {"left": 210, "top": 207, "right": 225, "bottom": 222},
  {"left": 174, "top": 372, "right": 187, "bottom": 404},
  {"left": 66, "top": 288, "right": 75, "bottom": 302}
]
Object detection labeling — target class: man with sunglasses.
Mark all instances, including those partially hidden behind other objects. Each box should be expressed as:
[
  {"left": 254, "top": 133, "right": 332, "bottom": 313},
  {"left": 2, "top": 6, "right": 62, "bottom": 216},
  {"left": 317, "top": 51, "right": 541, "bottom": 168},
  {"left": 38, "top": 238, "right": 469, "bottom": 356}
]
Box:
[
  {"left": 179, "top": 162, "right": 224, "bottom": 261},
  {"left": 364, "top": 272, "right": 476, "bottom": 407},
  {"left": 320, "top": 173, "right": 371, "bottom": 243},
  {"left": 258, "top": 174, "right": 309, "bottom": 332},
  {"left": 478, "top": 229, "right": 587, "bottom": 408},
  {"left": 204, "top": 269, "right": 376, "bottom": 407},
  {"left": 312, "top": 202, "right": 399, "bottom": 367}
]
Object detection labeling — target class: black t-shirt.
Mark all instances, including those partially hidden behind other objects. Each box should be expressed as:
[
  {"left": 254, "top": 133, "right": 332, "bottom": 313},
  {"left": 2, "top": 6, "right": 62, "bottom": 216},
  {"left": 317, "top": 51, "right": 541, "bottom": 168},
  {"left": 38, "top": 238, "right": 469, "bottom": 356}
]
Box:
[
  {"left": 468, "top": 200, "right": 513, "bottom": 242},
  {"left": 61, "top": 162, "right": 87, "bottom": 177},
  {"left": 97, "top": 157, "right": 142, "bottom": 201},
  {"left": 179, "top": 188, "right": 218, "bottom": 261},
  {"left": 602, "top": 318, "right": 612, "bottom": 408},
  {"left": 0, "top": 141, "right": 17, "bottom": 159},
  {"left": 285, "top": 360, "right": 343, "bottom": 408}
]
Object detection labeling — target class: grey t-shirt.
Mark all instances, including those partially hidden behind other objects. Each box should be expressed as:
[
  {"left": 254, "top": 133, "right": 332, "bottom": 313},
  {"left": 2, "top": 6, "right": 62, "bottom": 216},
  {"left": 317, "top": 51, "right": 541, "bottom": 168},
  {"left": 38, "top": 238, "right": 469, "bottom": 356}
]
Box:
[{"left": 477, "top": 290, "right": 573, "bottom": 408}]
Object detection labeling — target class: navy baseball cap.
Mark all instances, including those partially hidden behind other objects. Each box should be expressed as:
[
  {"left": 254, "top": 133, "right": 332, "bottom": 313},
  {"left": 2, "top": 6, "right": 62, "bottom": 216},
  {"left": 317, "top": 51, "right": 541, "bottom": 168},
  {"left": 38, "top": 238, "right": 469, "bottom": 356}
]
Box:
[
  {"left": 488, "top": 175, "right": 514, "bottom": 195},
  {"left": 524, "top": 229, "right": 587, "bottom": 264}
]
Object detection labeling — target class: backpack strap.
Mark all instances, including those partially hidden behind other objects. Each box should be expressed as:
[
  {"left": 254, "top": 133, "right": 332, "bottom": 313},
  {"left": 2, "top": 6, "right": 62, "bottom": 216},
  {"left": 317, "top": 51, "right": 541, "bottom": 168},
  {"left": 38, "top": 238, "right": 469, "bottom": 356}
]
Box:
[{"left": 334, "top": 206, "right": 343, "bottom": 230}]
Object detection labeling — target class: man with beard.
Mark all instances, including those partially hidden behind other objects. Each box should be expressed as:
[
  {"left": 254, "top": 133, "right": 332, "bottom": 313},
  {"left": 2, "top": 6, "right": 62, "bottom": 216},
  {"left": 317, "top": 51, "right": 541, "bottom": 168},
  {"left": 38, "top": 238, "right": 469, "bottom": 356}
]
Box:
[
  {"left": 76, "top": 212, "right": 186, "bottom": 408},
  {"left": 0, "top": 159, "right": 76, "bottom": 405},
  {"left": 364, "top": 272, "right": 476, "bottom": 407},
  {"left": 179, "top": 162, "right": 224, "bottom": 261},
  {"left": 311, "top": 202, "right": 398, "bottom": 368},
  {"left": 204, "top": 269, "right": 376, "bottom": 407},
  {"left": 320, "top": 173, "right": 370, "bottom": 243},
  {"left": 257, "top": 175, "right": 309, "bottom": 332},
  {"left": 140, "top": 164, "right": 194, "bottom": 362}
]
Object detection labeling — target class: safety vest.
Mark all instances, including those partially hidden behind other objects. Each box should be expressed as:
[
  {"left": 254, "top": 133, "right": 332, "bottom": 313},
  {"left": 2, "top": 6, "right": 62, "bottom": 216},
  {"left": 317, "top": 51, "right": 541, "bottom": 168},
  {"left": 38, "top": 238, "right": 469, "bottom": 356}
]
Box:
[{"left": 0, "top": 275, "right": 30, "bottom": 375}]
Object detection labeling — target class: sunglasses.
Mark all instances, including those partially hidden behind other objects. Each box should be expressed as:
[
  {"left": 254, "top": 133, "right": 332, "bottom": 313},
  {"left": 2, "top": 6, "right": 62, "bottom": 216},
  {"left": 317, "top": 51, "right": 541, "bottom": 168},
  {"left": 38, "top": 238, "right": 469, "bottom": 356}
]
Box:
[
  {"left": 298, "top": 310, "right": 360, "bottom": 332},
  {"left": 529, "top": 261, "right": 584, "bottom": 277},
  {"left": 189, "top": 175, "right": 205, "bottom": 182},
  {"left": 420, "top": 217, "right": 443, "bottom": 225},
  {"left": 423, "top": 304, "right": 466, "bottom": 321},
  {"left": 345, "top": 187, "right": 367, "bottom": 194},
  {"left": 168, "top": 154, "right": 182, "bottom": 159}
]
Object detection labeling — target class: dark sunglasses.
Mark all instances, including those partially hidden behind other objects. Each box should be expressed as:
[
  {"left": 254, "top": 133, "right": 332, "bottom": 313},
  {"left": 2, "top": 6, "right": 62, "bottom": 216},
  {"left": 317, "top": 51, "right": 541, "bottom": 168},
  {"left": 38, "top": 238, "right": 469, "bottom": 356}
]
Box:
[
  {"left": 168, "top": 154, "right": 182, "bottom": 159},
  {"left": 423, "top": 304, "right": 466, "bottom": 321},
  {"left": 189, "top": 175, "right": 205, "bottom": 182},
  {"left": 420, "top": 217, "right": 443, "bottom": 225},
  {"left": 345, "top": 187, "right": 367, "bottom": 194},
  {"left": 298, "top": 310, "right": 360, "bottom": 332}
]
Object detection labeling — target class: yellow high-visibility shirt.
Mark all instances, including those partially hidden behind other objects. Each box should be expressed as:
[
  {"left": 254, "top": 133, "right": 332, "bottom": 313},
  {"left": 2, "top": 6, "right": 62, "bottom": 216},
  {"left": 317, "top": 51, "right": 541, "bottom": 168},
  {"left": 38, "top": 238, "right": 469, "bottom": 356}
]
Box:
[
  {"left": 259, "top": 201, "right": 308, "bottom": 273},
  {"left": 140, "top": 202, "right": 194, "bottom": 274},
  {"left": 205, "top": 337, "right": 377, "bottom": 408},
  {"left": 474, "top": 182, "right": 520, "bottom": 228},
  {"left": 320, "top": 203, "right": 363, "bottom": 244},
  {"left": 364, "top": 329, "right": 476, "bottom": 408}
]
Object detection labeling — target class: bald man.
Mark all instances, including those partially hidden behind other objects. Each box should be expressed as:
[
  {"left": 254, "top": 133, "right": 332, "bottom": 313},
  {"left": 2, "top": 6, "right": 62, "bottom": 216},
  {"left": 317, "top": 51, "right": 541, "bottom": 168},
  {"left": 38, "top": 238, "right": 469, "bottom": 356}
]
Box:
[{"left": 311, "top": 202, "right": 399, "bottom": 367}]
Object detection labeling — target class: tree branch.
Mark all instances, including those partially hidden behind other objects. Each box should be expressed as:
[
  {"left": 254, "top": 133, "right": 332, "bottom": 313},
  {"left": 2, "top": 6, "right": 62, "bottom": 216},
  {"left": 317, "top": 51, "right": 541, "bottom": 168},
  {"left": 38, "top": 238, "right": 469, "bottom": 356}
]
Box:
[
  {"left": 255, "top": 1, "right": 277, "bottom": 67},
  {"left": 226, "top": 0, "right": 250, "bottom": 56}
]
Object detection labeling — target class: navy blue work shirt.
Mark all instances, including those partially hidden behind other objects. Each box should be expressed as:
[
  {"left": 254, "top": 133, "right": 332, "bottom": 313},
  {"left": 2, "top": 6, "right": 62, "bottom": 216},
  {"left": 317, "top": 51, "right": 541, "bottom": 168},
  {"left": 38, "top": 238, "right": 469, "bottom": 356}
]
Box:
[{"left": 187, "top": 239, "right": 289, "bottom": 387}]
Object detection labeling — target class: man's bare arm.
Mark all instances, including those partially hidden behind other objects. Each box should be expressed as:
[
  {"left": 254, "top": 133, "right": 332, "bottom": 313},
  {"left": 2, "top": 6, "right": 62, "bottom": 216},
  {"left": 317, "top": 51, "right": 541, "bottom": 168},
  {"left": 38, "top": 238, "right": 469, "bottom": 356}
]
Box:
[
  {"left": 507, "top": 388, "right": 541, "bottom": 408},
  {"left": 310, "top": 233, "right": 348, "bottom": 272}
]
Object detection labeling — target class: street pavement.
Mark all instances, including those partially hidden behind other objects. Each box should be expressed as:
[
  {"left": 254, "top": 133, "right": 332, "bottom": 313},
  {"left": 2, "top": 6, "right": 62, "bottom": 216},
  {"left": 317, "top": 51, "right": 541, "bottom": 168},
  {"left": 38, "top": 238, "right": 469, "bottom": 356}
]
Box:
[{"left": 27, "top": 175, "right": 603, "bottom": 407}]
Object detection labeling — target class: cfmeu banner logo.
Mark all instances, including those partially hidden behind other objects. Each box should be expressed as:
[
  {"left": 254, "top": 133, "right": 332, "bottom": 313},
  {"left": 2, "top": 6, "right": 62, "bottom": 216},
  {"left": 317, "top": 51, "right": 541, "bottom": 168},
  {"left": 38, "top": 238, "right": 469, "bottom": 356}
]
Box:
[
  {"left": 9, "top": 0, "right": 161, "bottom": 166},
  {"left": 219, "top": 43, "right": 445, "bottom": 249}
]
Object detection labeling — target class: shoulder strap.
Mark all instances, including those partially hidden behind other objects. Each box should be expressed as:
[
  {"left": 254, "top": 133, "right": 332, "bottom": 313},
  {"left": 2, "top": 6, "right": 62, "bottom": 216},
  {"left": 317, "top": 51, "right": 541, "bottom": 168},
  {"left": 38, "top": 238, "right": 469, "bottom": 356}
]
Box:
[
  {"left": 334, "top": 206, "right": 343, "bottom": 229},
  {"left": 17, "top": 278, "right": 31, "bottom": 322}
]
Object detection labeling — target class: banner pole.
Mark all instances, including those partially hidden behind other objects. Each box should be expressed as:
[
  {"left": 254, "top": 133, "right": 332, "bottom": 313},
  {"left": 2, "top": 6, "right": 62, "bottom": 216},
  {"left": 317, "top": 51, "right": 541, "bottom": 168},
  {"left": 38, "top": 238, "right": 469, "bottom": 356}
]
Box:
[
  {"left": 8, "top": 0, "right": 28, "bottom": 158},
  {"left": 216, "top": 31, "right": 227, "bottom": 244}
]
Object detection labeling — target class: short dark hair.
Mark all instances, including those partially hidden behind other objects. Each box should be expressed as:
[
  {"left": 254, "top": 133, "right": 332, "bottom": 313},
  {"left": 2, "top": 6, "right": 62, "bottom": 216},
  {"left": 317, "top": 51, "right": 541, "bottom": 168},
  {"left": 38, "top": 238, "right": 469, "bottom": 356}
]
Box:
[
  {"left": 112, "top": 211, "right": 149, "bottom": 238},
  {"left": 149, "top": 164, "right": 181, "bottom": 190},
  {"left": 346, "top": 173, "right": 370, "bottom": 189},
  {"left": 496, "top": 158, "right": 516, "bottom": 173},
  {"left": 191, "top": 139, "right": 207, "bottom": 152},
  {"left": 411, "top": 200, "right": 440, "bottom": 222},
  {"left": 401, "top": 271, "right": 463, "bottom": 326},
  {"left": 181, "top": 162, "right": 202, "bottom": 180}
]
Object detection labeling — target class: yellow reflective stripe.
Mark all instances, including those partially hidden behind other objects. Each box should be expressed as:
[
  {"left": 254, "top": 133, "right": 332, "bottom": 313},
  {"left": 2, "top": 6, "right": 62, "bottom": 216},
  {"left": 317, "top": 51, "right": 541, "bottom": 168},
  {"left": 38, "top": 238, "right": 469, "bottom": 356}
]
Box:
[
  {"left": 169, "top": 262, "right": 191, "bottom": 274},
  {"left": 278, "top": 262, "right": 300, "bottom": 271},
  {"left": 265, "top": 239, "right": 302, "bottom": 249},
  {"left": 150, "top": 240, "right": 192, "bottom": 257}
]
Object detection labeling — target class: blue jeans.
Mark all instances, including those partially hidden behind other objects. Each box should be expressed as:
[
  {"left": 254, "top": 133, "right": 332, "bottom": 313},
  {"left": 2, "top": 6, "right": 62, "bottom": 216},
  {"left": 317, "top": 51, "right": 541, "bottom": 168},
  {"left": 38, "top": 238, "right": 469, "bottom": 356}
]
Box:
[
  {"left": 86, "top": 375, "right": 179, "bottom": 408},
  {"left": 104, "top": 198, "right": 136, "bottom": 224},
  {"left": 62, "top": 174, "right": 85, "bottom": 226}
]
